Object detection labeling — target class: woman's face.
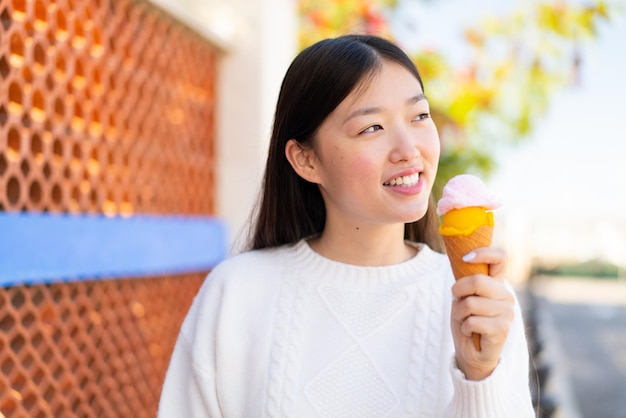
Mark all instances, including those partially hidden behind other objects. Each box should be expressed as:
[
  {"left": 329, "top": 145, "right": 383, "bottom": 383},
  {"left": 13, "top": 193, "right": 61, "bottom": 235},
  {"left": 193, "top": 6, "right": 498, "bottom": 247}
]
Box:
[{"left": 309, "top": 60, "right": 440, "bottom": 229}]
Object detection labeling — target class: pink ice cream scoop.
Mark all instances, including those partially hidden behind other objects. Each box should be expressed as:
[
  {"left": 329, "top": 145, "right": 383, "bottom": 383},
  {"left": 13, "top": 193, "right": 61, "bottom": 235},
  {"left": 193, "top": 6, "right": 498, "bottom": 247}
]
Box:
[{"left": 436, "top": 174, "right": 502, "bottom": 216}]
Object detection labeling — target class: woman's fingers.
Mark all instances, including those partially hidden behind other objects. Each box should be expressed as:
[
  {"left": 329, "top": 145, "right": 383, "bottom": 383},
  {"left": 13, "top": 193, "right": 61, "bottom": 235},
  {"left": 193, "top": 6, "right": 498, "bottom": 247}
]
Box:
[
  {"left": 453, "top": 311, "right": 513, "bottom": 348},
  {"left": 451, "top": 294, "right": 514, "bottom": 321},
  {"left": 451, "top": 273, "right": 513, "bottom": 300},
  {"left": 451, "top": 296, "right": 514, "bottom": 334},
  {"left": 449, "top": 246, "right": 515, "bottom": 380},
  {"left": 451, "top": 276, "right": 515, "bottom": 345},
  {"left": 462, "top": 247, "right": 507, "bottom": 279}
]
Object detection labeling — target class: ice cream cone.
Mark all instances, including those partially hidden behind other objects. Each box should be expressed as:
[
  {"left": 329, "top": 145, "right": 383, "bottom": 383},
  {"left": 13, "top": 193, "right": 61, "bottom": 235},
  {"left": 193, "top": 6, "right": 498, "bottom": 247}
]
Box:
[
  {"left": 441, "top": 224, "right": 493, "bottom": 280},
  {"left": 441, "top": 223, "right": 492, "bottom": 351},
  {"left": 436, "top": 175, "right": 503, "bottom": 352}
]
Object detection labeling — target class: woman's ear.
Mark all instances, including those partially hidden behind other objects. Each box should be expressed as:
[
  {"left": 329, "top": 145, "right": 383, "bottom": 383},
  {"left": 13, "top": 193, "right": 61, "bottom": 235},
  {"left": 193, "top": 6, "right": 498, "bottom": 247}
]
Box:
[{"left": 285, "top": 139, "right": 321, "bottom": 184}]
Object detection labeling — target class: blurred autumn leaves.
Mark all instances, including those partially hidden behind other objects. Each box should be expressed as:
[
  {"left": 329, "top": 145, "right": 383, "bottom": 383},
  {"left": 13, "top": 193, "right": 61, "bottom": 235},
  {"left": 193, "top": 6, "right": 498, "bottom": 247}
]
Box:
[
  {"left": 299, "top": 0, "right": 395, "bottom": 40},
  {"left": 298, "top": 0, "right": 615, "bottom": 196}
]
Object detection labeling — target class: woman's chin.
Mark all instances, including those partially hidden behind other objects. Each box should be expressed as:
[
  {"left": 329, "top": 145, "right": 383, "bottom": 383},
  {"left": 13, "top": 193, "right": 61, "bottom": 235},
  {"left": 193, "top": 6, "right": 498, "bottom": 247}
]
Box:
[{"left": 402, "top": 206, "right": 429, "bottom": 223}]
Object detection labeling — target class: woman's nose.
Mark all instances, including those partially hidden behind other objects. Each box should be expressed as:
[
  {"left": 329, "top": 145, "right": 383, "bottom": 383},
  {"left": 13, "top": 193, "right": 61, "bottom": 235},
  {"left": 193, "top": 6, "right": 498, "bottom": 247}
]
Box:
[{"left": 389, "top": 126, "right": 420, "bottom": 163}]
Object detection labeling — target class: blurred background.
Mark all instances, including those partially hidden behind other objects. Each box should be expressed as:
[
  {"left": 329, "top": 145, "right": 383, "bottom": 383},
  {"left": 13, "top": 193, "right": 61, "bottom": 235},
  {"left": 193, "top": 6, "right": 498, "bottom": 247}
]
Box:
[{"left": 1, "top": 0, "right": 624, "bottom": 416}]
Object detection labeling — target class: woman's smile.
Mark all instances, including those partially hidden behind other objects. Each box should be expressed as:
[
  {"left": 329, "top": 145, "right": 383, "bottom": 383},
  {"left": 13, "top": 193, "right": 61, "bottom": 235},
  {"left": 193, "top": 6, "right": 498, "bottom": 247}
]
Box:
[{"left": 383, "top": 170, "right": 424, "bottom": 195}]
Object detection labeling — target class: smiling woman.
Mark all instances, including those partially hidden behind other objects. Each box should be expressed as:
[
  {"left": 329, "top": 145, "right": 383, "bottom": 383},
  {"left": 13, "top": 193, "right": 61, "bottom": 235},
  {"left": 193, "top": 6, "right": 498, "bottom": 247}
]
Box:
[
  {"left": 283, "top": 60, "right": 439, "bottom": 265},
  {"left": 158, "top": 34, "right": 535, "bottom": 418}
]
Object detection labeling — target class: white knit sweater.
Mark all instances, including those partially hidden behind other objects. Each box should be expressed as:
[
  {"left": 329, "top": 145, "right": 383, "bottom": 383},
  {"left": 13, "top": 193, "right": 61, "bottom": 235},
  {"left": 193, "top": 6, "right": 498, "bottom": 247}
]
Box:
[{"left": 158, "top": 240, "right": 535, "bottom": 417}]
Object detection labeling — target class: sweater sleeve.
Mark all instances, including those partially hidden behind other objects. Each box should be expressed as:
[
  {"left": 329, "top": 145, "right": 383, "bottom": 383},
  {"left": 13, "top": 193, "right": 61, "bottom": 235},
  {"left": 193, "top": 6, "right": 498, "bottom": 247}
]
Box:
[
  {"left": 443, "top": 284, "right": 536, "bottom": 418},
  {"left": 157, "top": 271, "right": 226, "bottom": 418},
  {"left": 157, "top": 335, "right": 222, "bottom": 417}
]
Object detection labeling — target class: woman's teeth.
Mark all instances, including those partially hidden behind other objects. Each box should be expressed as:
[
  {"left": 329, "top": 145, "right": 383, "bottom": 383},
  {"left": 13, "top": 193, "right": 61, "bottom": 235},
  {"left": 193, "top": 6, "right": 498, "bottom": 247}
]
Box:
[{"left": 385, "top": 173, "right": 420, "bottom": 187}]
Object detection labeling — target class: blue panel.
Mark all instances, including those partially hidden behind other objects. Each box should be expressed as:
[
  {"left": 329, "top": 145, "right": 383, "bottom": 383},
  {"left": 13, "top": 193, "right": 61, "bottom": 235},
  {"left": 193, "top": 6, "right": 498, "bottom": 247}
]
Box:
[{"left": 0, "top": 212, "right": 227, "bottom": 286}]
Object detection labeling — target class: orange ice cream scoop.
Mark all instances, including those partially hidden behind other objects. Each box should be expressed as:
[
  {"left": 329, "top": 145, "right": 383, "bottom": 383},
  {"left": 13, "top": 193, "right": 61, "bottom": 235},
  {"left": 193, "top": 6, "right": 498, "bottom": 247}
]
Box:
[
  {"left": 439, "top": 210, "right": 493, "bottom": 276},
  {"left": 438, "top": 206, "right": 495, "bottom": 237},
  {"left": 437, "top": 175, "right": 502, "bottom": 350},
  {"left": 438, "top": 206, "right": 494, "bottom": 280}
]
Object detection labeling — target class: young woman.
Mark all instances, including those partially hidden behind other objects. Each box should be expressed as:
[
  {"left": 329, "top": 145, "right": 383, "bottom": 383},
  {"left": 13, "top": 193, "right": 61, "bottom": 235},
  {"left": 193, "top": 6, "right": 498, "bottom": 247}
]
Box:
[{"left": 158, "top": 35, "right": 535, "bottom": 417}]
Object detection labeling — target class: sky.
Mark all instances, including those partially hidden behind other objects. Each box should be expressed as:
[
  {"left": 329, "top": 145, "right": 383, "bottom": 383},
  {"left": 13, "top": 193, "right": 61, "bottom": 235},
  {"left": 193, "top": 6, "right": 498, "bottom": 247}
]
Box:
[
  {"left": 391, "top": 0, "right": 626, "bottom": 266},
  {"left": 491, "top": 8, "right": 626, "bottom": 221}
]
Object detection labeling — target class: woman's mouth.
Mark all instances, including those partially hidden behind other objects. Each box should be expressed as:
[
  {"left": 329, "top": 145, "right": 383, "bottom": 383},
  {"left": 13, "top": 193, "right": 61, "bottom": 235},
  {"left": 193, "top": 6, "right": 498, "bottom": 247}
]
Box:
[{"left": 383, "top": 173, "right": 420, "bottom": 187}]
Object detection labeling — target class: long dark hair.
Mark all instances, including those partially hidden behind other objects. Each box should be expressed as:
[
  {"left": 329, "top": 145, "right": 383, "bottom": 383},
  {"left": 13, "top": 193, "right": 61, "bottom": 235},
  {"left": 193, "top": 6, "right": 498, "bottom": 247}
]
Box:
[{"left": 247, "top": 34, "right": 443, "bottom": 252}]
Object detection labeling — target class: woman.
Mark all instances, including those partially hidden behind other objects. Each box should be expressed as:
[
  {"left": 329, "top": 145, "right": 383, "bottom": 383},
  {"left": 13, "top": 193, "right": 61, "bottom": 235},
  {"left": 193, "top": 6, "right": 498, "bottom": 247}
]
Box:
[{"left": 158, "top": 34, "right": 535, "bottom": 417}]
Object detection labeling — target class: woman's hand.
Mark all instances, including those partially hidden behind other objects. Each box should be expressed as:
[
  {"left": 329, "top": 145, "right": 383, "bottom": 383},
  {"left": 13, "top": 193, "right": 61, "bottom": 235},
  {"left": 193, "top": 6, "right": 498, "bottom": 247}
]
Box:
[{"left": 450, "top": 247, "right": 515, "bottom": 381}]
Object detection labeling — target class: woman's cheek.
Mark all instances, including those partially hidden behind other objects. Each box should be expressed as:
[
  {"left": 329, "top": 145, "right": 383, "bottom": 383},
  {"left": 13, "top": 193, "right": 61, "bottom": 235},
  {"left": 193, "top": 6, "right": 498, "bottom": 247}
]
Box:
[
  {"left": 348, "top": 154, "right": 379, "bottom": 182},
  {"left": 429, "top": 126, "right": 441, "bottom": 159},
  {"left": 422, "top": 132, "right": 440, "bottom": 172}
]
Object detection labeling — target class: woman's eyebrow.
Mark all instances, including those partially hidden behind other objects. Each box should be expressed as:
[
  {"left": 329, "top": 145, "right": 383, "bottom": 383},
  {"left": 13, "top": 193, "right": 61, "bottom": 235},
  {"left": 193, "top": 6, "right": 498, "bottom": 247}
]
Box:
[
  {"left": 343, "top": 106, "right": 382, "bottom": 124},
  {"left": 343, "top": 94, "right": 427, "bottom": 124},
  {"left": 408, "top": 93, "right": 427, "bottom": 105}
]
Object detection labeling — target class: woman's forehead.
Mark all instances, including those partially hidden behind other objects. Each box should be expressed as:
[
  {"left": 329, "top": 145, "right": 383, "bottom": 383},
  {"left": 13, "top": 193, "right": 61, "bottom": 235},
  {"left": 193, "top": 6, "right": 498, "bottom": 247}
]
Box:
[{"left": 339, "top": 62, "right": 423, "bottom": 111}]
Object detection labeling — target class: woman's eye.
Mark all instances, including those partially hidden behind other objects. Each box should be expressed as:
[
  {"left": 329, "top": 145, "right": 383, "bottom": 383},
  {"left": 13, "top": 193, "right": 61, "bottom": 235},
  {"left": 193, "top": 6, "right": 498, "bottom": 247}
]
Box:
[
  {"left": 361, "top": 124, "right": 383, "bottom": 134},
  {"left": 413, "top": 113, "right": 431, "bottom": 122}
]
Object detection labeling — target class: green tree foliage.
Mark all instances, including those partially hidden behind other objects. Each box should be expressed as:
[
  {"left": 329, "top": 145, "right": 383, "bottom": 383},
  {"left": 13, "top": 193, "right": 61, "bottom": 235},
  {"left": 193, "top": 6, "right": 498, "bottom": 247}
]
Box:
[{"left": 298, "top": 0, "right": 616, "bottom": 197}]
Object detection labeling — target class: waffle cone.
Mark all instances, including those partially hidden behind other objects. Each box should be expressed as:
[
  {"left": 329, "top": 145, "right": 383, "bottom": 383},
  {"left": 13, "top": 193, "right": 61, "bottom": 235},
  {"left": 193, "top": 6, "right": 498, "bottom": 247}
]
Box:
[
  {"left": 442, "top": 224, "right": 493, "bottom": 281},
  {"left": 442, "top": 224, "right": 493, "bottom": 351}
]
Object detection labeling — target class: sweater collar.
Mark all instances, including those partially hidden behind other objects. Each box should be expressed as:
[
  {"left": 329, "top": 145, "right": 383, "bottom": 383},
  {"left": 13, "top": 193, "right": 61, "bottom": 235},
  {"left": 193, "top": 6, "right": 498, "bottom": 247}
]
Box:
[{"left": 285, "top": 239, "right": 446, "bottom": 289}]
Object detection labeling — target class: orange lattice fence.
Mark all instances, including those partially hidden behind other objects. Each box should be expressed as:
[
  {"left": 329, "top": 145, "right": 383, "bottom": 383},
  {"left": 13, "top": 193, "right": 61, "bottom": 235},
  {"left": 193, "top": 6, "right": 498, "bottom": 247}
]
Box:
[
  {"left": 0, "top": 0, "right": 217, "bottom": 215},
  {"left": 0, "top": 274, "right": 205, "bottom": 418},
  {"left": 0, "top": 0, "right": 220, "bottom": 416}
]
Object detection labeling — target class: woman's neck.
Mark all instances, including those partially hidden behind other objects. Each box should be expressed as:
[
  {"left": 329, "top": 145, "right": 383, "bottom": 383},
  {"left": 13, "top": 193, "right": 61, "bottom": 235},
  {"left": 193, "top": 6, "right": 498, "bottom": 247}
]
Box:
[{"left": 308, "top": 223, "right": 416, "bottom": 266}]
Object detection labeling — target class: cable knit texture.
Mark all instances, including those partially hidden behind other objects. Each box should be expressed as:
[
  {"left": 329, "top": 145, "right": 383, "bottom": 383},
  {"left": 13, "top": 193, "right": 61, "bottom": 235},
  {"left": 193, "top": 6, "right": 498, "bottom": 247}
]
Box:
[{"left": 158, "top": 240, "right": 535, "bottom": 418}]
